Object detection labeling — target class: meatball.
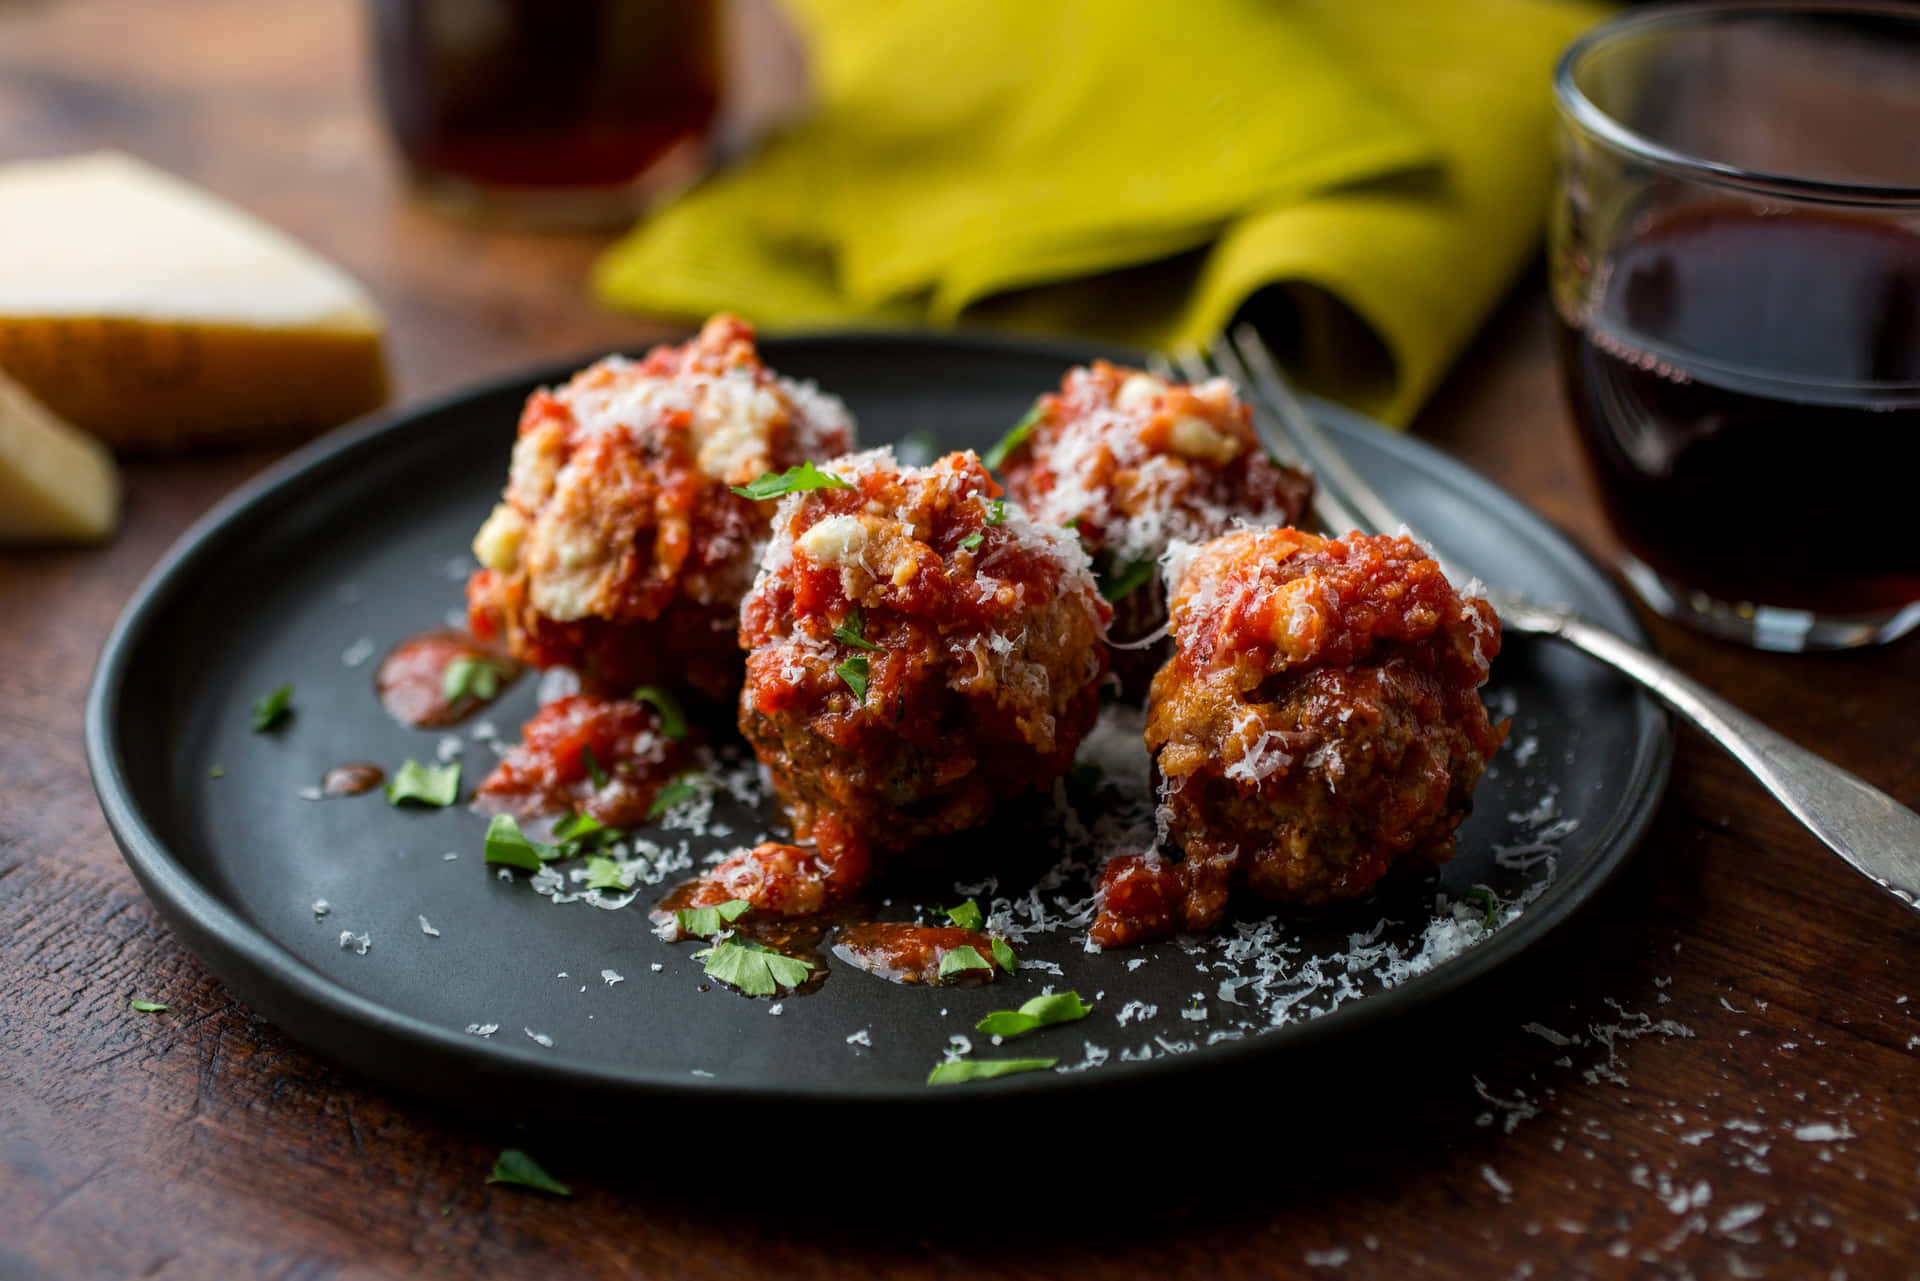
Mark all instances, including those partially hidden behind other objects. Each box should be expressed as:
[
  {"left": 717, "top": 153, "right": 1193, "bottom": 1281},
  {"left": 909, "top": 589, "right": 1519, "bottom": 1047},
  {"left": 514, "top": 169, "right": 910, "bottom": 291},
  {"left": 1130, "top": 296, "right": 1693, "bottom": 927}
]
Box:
[
  {"left": 1092, "top": 528, "right": 1506, "bottom": 947},
  {"left": 465, "top": 314, "right": 854, "bottom": 703},
  {"left": 995, "top": 361, "right": 1312, "bottom": 687},
  {"left": 738, "top": 447, "right": 1110, "bottom": 896}
]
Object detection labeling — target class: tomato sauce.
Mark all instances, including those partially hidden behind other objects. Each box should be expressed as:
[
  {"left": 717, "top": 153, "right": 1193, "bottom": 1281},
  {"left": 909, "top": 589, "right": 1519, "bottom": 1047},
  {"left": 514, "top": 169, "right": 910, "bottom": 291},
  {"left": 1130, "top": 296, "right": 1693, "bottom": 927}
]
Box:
[
  {"left": 376, "top": 630, "right": 520, "bottom": 729},
  {"left": 475, "top": 694, "right": 691, "bottom": 827},
  {"left": 321, "top": 762, "right": 386, "bottom": 798},
  {"left": 832, "top": 923, "right": 1001, "bottom": 986}
]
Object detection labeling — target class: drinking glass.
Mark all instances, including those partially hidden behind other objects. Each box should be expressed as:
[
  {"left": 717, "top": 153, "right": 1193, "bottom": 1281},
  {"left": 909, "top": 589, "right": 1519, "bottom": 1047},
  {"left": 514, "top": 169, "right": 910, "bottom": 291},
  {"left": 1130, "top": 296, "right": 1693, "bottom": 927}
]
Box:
[
  {"left": 367, "top": 0, "right": 726, "bottom": 229},
  {"left": 1550, "top": 2, "right": 1920, "bottom": 651}
]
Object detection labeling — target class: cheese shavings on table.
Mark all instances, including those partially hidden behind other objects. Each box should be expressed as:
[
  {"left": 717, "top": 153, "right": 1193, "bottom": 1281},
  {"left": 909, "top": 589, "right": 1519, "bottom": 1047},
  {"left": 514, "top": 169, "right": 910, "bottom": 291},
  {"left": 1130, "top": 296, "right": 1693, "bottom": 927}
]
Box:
[
  {"left": 0, "top": 151, "right": 389, "bottom": 452},
  {"left": 0, "top": 369, "right": 119, "bottom": 544}
]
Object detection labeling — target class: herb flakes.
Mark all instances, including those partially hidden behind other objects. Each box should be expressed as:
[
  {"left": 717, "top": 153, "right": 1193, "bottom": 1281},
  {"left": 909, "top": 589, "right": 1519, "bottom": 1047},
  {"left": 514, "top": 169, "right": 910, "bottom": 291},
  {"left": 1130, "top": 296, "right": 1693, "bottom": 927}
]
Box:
[
  {"left": 487, "top": 1149, "right": 571, "bottom": 1197},
  {"left": 730, "top": 461, "right": 851, "bottom": 500},
  {"left": 385, "top": 759, "right": 461, "bottom": 807}
]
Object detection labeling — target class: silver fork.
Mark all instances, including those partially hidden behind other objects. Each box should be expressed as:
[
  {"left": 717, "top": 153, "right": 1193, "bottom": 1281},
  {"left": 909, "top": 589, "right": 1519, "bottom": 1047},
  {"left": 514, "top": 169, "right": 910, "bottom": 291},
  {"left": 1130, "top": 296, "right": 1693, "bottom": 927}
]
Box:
[{"left": 1163, "top": 324, "right": 1920, "bottom": 913}]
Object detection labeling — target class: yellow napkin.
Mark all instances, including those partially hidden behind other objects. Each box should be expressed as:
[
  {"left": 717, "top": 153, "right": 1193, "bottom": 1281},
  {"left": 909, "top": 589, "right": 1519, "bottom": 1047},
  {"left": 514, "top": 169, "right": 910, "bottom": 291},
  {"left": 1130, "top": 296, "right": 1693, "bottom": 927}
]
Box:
[{"left": 595, "top": 0, "right": 1604, "bottom": 426}]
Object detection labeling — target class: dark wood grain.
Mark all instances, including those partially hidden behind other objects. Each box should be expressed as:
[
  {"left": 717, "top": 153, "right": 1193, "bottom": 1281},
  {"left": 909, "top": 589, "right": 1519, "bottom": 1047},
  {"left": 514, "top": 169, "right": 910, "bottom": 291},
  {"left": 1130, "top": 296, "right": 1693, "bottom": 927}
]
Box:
[{"left": 3, "top": 2, "right": 1916, "bottom": 1278}]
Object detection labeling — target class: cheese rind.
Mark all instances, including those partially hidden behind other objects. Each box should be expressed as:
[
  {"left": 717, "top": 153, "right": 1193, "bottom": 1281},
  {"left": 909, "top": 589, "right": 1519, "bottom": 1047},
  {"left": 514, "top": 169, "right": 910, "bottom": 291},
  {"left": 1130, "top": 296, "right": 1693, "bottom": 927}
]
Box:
[
  {"left": 0, "top": 152, "right": 389, "bottom": 452},
  {"left": 0, "top": 370, "right": 120, "bottom": 544}
]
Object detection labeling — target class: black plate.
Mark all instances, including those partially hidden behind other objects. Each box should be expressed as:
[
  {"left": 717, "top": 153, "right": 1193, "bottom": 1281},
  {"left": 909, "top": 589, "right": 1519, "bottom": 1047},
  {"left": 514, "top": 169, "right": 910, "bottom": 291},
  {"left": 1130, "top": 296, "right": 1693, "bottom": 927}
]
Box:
[{"left": 87, "top": 331, "right": 1671, "bottom": 1114}]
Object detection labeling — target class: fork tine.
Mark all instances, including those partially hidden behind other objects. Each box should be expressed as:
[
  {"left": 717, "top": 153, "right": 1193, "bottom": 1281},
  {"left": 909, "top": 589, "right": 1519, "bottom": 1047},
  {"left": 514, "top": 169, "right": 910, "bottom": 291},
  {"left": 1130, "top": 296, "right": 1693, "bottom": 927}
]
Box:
[
  {"left": 1168, "top": 340, "right": 1211, "bottom": 387},
  {"left": 1224, "top": 325, "right": 1406, "bottom": 539},
  {"left": 1223, "top": 324, "right": 1479, "bottom": 588},
  {"left": 1200, "top": 333, "right": 1377, "bottom": 541}
]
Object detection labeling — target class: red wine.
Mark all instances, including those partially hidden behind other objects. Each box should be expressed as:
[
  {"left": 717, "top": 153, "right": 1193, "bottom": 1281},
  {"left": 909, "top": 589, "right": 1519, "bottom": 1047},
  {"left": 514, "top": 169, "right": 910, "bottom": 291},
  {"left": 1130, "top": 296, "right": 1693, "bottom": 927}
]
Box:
[
  {"left": 1558, "top": 204, "right": 1920, "bottom": 616},
  {"left": 371, "top": 0, "right": 724, "bottom": 190}
]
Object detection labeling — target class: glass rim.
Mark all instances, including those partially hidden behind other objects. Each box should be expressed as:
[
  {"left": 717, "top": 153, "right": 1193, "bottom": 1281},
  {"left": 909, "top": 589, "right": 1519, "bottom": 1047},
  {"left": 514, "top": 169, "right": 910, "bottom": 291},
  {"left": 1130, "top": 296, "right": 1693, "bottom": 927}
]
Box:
[{"left": 1554, "top": 0, "right": 1920, "bottom": 207}]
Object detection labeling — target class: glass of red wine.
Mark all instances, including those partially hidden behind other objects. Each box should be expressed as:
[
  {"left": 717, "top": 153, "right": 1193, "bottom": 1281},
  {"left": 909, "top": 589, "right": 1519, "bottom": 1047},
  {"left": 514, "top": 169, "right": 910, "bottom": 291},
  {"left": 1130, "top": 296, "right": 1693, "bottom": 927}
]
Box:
[
  {"left": 366, "top": 0, "right": 727, "bottom": 228},
  {"left": 1550, "top": 2, "right": 1920, "bottom": 651}
]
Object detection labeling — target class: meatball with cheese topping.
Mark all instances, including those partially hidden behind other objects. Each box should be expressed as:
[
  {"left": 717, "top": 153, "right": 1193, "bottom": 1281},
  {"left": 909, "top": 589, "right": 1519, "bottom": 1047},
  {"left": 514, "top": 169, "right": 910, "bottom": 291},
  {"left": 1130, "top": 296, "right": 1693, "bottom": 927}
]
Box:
[
  {"left": 465, "top": 315, "right": 854, "bottom": 703},
  {"left": 1092, "top": 528, "right": 1506, "bottom": 947},
  {"left": 995, "top": 361, "right": 1312, "bottom": 685},
  {"left": 736, "top": 447, "right": 1110, "bottom": 901}
]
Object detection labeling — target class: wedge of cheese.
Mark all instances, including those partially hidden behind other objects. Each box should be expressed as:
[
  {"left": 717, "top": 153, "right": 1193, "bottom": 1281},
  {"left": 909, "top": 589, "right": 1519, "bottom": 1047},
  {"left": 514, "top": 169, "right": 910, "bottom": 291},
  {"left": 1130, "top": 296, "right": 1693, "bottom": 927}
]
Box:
[
  {"left": 0, "top": 369, "right": 120, "bottom": 543},
  {"left": 0, "top": 152, "right": 389, "bottom": 453}
]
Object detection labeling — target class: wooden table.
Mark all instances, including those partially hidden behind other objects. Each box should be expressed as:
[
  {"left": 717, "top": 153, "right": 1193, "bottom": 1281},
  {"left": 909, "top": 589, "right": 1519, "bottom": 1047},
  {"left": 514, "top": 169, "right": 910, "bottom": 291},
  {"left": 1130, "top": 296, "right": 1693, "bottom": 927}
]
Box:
[{"left": 4, "top": 2, "right": 1916, "bottom": 1277}]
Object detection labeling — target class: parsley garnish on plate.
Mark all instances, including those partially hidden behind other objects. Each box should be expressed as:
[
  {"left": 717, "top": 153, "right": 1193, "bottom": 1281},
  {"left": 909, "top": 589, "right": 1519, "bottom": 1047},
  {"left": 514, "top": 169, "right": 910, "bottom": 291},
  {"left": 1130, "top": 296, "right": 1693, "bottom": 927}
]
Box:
[
  {"left": 937, "top": 946, "right": 994, "bottom": 983},
  {"left": 208, "top": 764, "right": 225, "bottom": 779},
  {"left": 129, "top": 998, "right": 168, "bottom": 1013},
  {"left": 832, "top": 606, "right": 882, "bottom": 652},
  {"left": 991, "top": 937, "right": 1018, "bottom": 973},
  {"left": 982, "top": 402, "right": 1044, "bottom": 470},
  {"left": 552, "top": 811, "right": 621, "bottom": 850},
  {"left": 985, "top": 499, "right": 1007, "bottom": 525},
  {"left": 674, "top": 898, "right": 752, "bottom": 938},
  {"left": 1463, "top": 885, "right": 1499, "bottom": 929},
  {"left": 926, "top": 1057, "right": 1057, "bottom": 1086},
  {"left": 581, "top": 744, "right": 609, "bottom": 789},
  {"left": 940, "top": 898, "right": 983, "bottom": 932},
  {"left": 385, "top": 759, "right": 461, "bottom": 807},
  {"left": 584, "top": 856, "right": 632, "bottom": 892},
  {"left": 975, "top": 991, "right": 1093, "bottom": 1040},
  {"left": 1099, "top": 557, "right": 1156, "bottom": 602},
  {"left": 730, "top": 461, "right": 851, "bottom": 500},
  {"left": 483, "top": 813, "right": 559, "bottom": 870},
  {"left": 959, "top": 532, "right": 984, "bottom": 551},
  {"left": 250, "top": 684, "right": 292, "bottom": 732},
  {"left": 442, "top": 655, "right": 507, "bottom": 703},
  {"left": 487, "top": 1149, "right": 571, "bottom": 1197},
  {"left": 837, "top": 655, "right": 869, "bottom": 702},
  {"left": 647, "top": 771, "right": 707, "bottom": 821},
  {"left": 632, "top": 685, "right": 688, "bottom": 740},
  {"left": 694, "top": 938, "right": 813, "bottom": 996}
]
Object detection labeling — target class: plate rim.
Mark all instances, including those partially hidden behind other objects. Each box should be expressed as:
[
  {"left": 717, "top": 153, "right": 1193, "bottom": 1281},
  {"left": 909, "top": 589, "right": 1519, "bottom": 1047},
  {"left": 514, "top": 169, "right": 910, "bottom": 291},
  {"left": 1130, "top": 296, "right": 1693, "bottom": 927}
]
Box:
[{"left": 85, "top": 327, "right": 1674, "bottom": 1106}]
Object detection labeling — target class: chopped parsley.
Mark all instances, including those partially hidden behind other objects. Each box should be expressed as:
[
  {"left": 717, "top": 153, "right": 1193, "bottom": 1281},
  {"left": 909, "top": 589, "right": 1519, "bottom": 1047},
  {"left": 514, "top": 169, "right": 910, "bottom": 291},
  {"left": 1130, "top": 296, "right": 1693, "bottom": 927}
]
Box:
[
  {"left": 631, "top": 685, "right": 688, "bottom": 740},
  {"left": 487, "top": 1149, "right": 571, "bottom": 1197},
  {"left": 385, "top": 759, "right": 461, "bottom": 807},
  {"left": 673, "top": 898, "right": 752, "bottom": 938},
  {"left": 837, "top": 654, "right": 869, "bottom": 702},
  {"left": 1100, "top": 557, "right": 1156, "bottom": 602},
  {"left": 442, "top": 655, "right": 507, "bottom": 703},
  {"left": 208, "top": 764, "right": 225, "bottom": 779},
  {"left": 926, "top": 1057, "right": 1056, "bottom": 1086},
  {"left": 975, "top": 991, "right": 1093, "bottom": 1039},
  {"left": 694, "top": 938, "right": 812, "bottom": 996},
  {"left": 832, "top": 606, "right": 882, "bottom": 652},
  {"left": 581, "top": 744, "right": 608, "bottom": 789},
  {"left": 129, "top": 998, "right": 168, "bottom": 1013},
  {"left": 982, "top": 402, "right": 1044, "bottom": 470},
  {"left": 250, "top": 684, "right": 292, "bottom": 732},
  {"left": 985, "top": 499, "right": 1007, "bottom": 525},
  {"left": 940, "top": 898, "right": 983, "bottom": 932},
  {"left": 584, "top": 856, "right": 632, "bottom": 892},
  {"left": 959, "top": 532, "right": 984, "bottom": 551},
  {"left": 483, "top": 813, "right": 559, "bottom": 870},
  {"left": 991, "top": 937, "right": 1018, "bottom": 973},
  {"left": 937, "top": 946, "right": 993, "bottom": 983},
  {"left": 1463, "top": 885, "right": 1498, "bottom": 930},
  {"left": 730, "top": 461, "right": 851, "bottom": 500},
  {"left": 551, "top": 811, "right": 622, "bottom": 850},
  {"left": 647, "top": 771, "right": 707, "bottom": 820}
]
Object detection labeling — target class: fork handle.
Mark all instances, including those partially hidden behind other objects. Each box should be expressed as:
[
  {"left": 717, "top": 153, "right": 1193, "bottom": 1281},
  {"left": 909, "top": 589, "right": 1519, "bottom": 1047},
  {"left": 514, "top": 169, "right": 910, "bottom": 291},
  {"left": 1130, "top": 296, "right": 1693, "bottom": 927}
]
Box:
[{"left": 1521, "top": 605, "right": 1920, "bottom": 910}]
